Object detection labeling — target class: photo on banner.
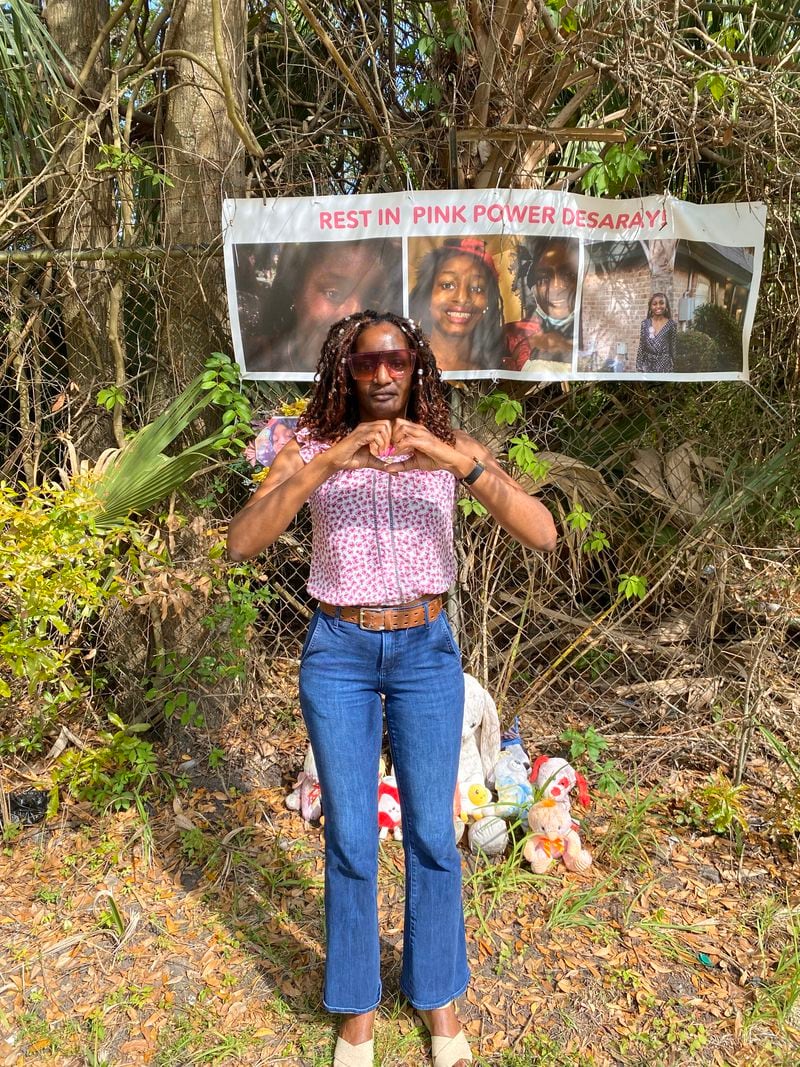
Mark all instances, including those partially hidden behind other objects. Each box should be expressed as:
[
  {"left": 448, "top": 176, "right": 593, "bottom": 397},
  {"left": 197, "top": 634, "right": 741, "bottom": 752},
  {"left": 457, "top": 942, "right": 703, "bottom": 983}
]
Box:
[
  {"left": 223, "top": 193, "right": 765, "bottom": 382},
  {"left": 406, "top": 235, "right": 583, "bottom": 375},
  {"left": 245, "top": 417, "right": 299, "bottom": 469},
  {"left": 232, "top": 238, "right": 403, "bottom": 374},
  {"left": 578, "top": 239, "right": 754, "bottom": 375}
]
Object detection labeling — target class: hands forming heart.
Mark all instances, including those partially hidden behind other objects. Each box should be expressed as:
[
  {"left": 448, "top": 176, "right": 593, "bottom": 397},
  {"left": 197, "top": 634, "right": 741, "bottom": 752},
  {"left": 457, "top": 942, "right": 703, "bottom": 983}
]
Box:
[
  {"left": 372, "top": 419, "right": 460, "bottom": 475},
  {"left": 330, "top": 419, "right": 462, "bottom": 477},
  {"left": 374, "top": 445, "right": 413, "bottom": 465}
]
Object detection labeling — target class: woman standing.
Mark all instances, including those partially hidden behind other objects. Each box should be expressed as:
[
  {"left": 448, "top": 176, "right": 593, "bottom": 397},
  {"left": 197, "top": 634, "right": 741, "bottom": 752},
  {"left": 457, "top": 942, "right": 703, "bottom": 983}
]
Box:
[
  {"left": 227, "top": 310, "right": 556, "bottom": 1066},
  {"left": 409, "top": 238, "right": 506, "bottom": 371},
  {"left": 636, "top": 292, "right": 677, "bottom": 373}
]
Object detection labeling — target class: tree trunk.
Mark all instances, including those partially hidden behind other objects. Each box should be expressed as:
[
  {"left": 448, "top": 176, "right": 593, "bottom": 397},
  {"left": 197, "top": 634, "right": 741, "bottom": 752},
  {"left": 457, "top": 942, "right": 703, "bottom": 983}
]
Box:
[
  {"left": 158, "top": 0, "right": 248, "bottom": 394},
  {"left": 45, "top": 0, "right": 117, "bottom": 457}
]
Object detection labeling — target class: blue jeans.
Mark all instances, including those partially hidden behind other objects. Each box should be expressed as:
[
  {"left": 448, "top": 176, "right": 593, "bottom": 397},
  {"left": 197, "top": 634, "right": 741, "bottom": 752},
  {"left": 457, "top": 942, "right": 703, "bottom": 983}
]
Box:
[{"left": 299, "top": 604, "right": 469, "bottom": 1014}]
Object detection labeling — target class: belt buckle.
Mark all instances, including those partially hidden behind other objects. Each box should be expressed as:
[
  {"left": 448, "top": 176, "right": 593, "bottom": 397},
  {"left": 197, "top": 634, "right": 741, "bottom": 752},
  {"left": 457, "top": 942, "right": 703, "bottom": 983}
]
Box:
[{"left": 359, "top": 607, "right": 384, "bottom": 631}]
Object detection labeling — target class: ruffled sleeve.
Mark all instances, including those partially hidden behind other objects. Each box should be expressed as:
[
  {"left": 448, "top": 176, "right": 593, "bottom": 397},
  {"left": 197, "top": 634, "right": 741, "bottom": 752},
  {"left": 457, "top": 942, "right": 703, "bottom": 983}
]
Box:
[{"left": 295, "top": 428, "right": 330, "bottom": 464}]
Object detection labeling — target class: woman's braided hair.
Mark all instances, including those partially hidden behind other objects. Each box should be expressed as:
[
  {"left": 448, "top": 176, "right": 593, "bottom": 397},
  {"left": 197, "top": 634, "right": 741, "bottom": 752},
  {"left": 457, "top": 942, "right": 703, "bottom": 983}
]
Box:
[{"left": 297, "top": 310, "right": 455, "bottom": 444}]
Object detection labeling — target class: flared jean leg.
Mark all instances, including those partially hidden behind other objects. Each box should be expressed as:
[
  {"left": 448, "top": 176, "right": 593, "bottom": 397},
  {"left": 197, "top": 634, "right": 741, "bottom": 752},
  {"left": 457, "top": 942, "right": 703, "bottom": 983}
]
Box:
[
  {"left": 382, "top": 620, "right": 469, "bottom": 1009},
  {"left": 298, "top": 607, "right": 470, "bottom": 1014},
  {"left": 299, "top": 611, "right": 384, "bottom": 1014}
]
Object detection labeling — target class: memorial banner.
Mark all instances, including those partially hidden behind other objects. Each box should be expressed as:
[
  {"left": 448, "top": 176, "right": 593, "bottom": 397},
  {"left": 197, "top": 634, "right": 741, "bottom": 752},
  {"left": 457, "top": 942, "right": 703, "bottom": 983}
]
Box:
[{"left": 223, "top": 192, "right": 765, "bottom": 382}]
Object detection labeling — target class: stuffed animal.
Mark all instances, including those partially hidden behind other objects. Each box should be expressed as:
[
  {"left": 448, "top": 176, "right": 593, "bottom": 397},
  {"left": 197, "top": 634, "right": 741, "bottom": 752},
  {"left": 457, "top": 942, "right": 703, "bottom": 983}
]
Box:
[
  {"left": 481, "top": 717, "right": 532, "bottom": 818},
  {"left": 458, "top": 781, "right": 492, "bottom": 822},
  {"left": 285, "top": 744, "right": 322, "bottom": 822},
  {"left": 490, "top": 716, "right": 532, "bottom": 782},
  {"left": 468, "top": 816, "right": 508, "bottom": 857},
  {"left": 524, "top": 798, "right": 592, "bottom": 874},
  {"left": 491, "top": 753, "right": 533, "bottom": 818},
  {"left": 530, "top": 755, "right": 590, "bottom": 812},
  {"left": 459, "top": 674, "right": 501, "bottom": 792},
  {"left": 378, "top": 774, "right": 402, "bottom": 840}
]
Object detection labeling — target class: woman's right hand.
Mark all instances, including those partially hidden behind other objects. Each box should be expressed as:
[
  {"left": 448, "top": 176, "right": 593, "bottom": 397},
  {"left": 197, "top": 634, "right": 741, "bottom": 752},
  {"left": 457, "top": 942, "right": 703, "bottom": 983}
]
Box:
[{"left": 326, "top": 420, "right": 394, "bottom": 471}]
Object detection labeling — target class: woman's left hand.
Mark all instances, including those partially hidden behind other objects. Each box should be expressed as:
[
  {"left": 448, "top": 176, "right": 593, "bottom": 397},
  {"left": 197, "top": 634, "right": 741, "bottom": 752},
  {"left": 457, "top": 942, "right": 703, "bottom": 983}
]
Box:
[{"left": 387, "top": 419, "right": 471, "bottom": 478}]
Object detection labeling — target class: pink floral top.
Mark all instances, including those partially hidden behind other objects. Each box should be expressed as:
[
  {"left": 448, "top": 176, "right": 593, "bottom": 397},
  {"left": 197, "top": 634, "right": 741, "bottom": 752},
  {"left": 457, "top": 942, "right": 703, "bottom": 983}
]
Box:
[{"left": 297, "top": 430, "right": 457, "bottom": 606}]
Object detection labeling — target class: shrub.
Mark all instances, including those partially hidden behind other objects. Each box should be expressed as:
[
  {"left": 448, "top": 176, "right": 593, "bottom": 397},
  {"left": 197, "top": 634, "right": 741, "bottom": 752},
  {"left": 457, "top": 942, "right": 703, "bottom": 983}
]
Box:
[
  {"left": 675, "top": 328, "right": 721, "bottom": 373},
  {"left": 692, "top": 303, "right": 743, "bottom": 370},
  {"left": 0, "top": 479, "right": 137, "bottom": 752}
]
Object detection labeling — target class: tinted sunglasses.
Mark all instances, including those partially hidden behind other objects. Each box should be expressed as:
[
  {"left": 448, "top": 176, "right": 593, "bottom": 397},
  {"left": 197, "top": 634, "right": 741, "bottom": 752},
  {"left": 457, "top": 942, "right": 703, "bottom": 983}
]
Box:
[{"left": 346, "top": 349, "right": 416, "bottom": 381}]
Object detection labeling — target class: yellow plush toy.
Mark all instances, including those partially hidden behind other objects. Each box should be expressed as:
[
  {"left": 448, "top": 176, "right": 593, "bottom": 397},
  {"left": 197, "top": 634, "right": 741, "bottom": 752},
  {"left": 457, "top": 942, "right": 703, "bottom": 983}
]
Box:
[
  {"left": 458, "top": 781, "right": 492, "bottom": 822},
  {"left": 523, "top": 798, "right": 592, "bottom": 874}
]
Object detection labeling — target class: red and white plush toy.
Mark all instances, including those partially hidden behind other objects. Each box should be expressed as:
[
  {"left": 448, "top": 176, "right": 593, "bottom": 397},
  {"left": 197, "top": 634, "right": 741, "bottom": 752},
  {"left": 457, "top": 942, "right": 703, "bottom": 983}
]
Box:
[
  {"left": 530, "top": 756, "right": 590, "bottom": 812},
  {"left": 378, "top": 774, "right": 402, "bottom": 841}
]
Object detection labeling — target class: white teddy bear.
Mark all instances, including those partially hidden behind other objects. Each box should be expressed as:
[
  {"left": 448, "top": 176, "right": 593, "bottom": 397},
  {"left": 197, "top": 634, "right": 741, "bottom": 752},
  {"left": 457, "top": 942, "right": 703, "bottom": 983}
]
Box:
[{"left": 458, "top": 674, "right": 501, "bottom": 791}]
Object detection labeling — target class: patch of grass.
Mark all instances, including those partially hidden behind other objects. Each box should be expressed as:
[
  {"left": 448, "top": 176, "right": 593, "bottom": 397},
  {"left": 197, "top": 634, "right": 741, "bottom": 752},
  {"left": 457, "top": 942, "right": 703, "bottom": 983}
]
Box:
[
  {"left": 154, "top": 1005, "right": 259, "bottom": 1066},
  {"left": 376, "top": 1016, "right": 428, "bottom": 1065},
  {"left": 634, "top": 907, "right": 712, "bottom": 963},
  {"left": 493, "top": 940, "right": 513, "bottom": 976},
  {"left": 593, "top": 783, "right": 661, "bottom": 871},
  {"left": 179, "top": 827, "right": 219, "bottom": 866},
  {"left": 295, "top": 1020, "right": 337, "bottom": 1066},
  {"left": 746, "top": 909, "right": 800, "bottom": 1034},
  {"left": 486, "top": 1032, "right": 598, "bottom": 1066},
  {"left": 2, "top": 821, "right": 22, "bottom": 847},
  {"left": 676, "top": 770, "right": 750, "bottom": 837},
  {"left": 463, "top": 829, "right": 554, "bottom": 940},
  {"left": 128, "top": 791, "right": 155, "bottom": 867},
  {"left": 103, "top": 981, "right": 155, "bottom": 1011},
  {"left": 545, "top": 876, "right": 616, "bottom": 932},
  {"left": 617, "top": 1004, "right": 709, "bottom": 1059},
  {"left": 185, "top": 827, "right": 319, "bottom": 898},
  {"left": 16, "top": 1008, "right": 52, "bottom": 1049},
  {"left": 605, "top": 963, "right": 658, "bottom": 1014},
  {"left": 264, "top": 992, "right": 295, "bottom": 1021},
  {"left": 34, "top": 884, "right": 61, "bottom": 905},
  {"left": 14, "top": 1009, "right": 85, "bottom": 1059}
]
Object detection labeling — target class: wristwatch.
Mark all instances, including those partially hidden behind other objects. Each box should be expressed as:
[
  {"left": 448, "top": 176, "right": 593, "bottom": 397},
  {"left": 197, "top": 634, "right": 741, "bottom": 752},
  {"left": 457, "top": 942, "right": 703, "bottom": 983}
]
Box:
[{"left": 461, "top": 460, "right": 485, "bottom": 487}]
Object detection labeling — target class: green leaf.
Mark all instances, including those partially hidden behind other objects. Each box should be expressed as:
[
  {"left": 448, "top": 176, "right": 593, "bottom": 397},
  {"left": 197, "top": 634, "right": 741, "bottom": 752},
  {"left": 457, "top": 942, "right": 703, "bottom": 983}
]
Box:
[
  {"left": 566, "top": 503, "right": 592, "bottom": 532},
  {"left": 91, "top": 355, "right": 246, "bottom": 530},
  {"left": 96, "top": 386, "right": 126, "bottom": 412},
  {"left": 582, "top": 529, "right": 610, "bottom": 554},
  {"left": 617, "top": 573, "right": 648, "bottom": 600},
  {"left": 0, "top": 2, "right": 75, "bottom": 183},
  {"left": 477, "top": 392, "right": 523, "bottom": 427},
  {"left": 457, "top": 497, "right": 488, "bottom": 518}
]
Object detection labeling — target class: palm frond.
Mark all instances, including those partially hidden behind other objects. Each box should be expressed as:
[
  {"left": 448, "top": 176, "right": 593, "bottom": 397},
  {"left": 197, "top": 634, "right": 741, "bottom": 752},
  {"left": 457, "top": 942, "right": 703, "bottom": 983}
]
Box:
[
  {"left": 91, "top": 375, "right": 230, "bottom": 530},
  {"left": 0, "top": 0, "right": 75, "bottom": 185}
]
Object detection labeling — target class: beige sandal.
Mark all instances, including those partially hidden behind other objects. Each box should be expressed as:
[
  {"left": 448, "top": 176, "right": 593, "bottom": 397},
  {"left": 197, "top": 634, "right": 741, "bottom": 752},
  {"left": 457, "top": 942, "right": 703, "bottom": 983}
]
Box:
[
  {"left": 333, "top": 1035, "right": 374, "bottom": 1067},
  {"left": 430, "top": 1031, "right": 472, "bottom": 1067}
]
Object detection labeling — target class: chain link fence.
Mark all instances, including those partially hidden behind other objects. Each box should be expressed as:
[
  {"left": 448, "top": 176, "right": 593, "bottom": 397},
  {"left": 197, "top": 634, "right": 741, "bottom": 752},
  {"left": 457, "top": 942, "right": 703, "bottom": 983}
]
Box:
[{"left": 2, "top": 244, "right": 799, "bottom": 779}]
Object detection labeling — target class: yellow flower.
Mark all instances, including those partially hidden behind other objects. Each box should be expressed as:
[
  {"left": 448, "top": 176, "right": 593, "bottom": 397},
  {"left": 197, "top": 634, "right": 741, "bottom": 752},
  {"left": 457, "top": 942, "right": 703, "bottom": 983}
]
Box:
[
  {"left": 280, "top": 397, "right": 308, "bottom": 416},
  {"left": 252, "top": 466, "right": 270, "bottom": 484}
]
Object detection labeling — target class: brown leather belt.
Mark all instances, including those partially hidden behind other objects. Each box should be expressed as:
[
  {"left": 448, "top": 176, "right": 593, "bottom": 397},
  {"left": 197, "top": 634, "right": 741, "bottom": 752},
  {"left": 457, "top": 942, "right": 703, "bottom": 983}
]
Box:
[{"left": 319, "top": 596, "right": 443, "bottom": 632}]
